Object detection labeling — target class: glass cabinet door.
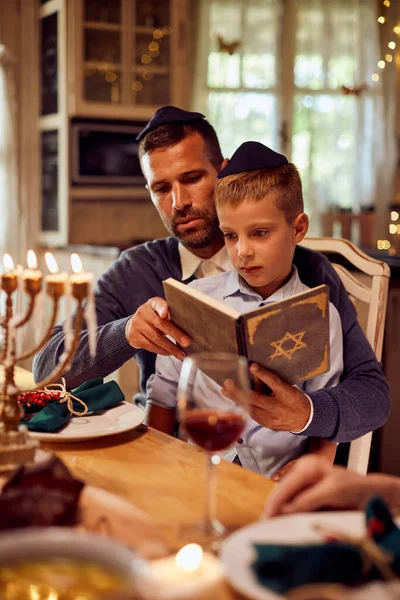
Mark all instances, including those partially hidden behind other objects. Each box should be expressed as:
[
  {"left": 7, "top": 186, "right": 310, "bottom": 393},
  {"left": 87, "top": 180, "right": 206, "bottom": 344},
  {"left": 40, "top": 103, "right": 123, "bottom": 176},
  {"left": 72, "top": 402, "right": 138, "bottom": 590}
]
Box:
[
  {"left": 83, "top": 0, "right": 122, "bottom": 103},
  {"left": 131, "top": 0, "right": 172, "bottom": 106}
]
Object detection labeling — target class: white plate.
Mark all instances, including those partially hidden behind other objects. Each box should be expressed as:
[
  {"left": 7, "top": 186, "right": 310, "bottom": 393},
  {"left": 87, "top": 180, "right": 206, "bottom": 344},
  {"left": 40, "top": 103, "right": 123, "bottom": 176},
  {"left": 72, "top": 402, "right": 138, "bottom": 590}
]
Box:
[
  {"left": 221, "top": 511, "right": 399, "bottom": 600},
  {"left": 29, "top": 402, "right": 144, "bottom": 442}
]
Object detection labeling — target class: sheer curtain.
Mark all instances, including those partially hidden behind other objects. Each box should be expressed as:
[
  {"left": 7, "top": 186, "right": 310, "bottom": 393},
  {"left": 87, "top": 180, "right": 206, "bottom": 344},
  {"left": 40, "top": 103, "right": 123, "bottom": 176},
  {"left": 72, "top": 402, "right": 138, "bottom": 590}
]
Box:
[
  {"left": 193, "top": 0, "right": 391, "bottom": 236},
  {"left": 291, "top": 0, "right": 385, "bottom": 234},
  {"left": 0, "top": 45, "right": 21, "bottom": 261}
]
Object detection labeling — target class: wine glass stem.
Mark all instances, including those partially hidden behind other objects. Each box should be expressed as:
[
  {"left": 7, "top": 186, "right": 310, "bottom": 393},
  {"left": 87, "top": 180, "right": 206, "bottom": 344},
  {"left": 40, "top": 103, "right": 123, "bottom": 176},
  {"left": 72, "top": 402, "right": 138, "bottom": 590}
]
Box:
[{"left": 205, "top": 453, "right": 217, "bottom": 536}]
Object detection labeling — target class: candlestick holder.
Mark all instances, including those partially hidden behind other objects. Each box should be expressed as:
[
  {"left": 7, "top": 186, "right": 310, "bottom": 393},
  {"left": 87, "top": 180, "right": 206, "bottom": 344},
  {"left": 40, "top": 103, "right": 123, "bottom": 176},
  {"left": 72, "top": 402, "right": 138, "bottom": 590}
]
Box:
[{"left": 0, "top": 275, "right": 88, "bottom": 472}]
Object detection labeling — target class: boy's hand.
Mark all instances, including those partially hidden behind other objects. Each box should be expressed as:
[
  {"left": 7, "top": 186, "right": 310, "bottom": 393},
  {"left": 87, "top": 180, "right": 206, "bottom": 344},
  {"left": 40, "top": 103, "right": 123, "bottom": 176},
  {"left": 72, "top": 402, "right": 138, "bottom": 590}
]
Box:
[
  {"left": 126, "top": 297, "right": 190, "bottom": 360},
  {"left": 222, "top": 363, "right": 310, "bottom": 432}
]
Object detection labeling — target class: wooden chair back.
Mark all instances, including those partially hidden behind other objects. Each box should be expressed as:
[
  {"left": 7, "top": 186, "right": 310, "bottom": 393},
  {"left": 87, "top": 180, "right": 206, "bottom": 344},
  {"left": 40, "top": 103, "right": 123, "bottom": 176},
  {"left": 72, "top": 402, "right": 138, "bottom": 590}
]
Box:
[{"left": 300, "top": 237, "right": 390, "bottom": 474}]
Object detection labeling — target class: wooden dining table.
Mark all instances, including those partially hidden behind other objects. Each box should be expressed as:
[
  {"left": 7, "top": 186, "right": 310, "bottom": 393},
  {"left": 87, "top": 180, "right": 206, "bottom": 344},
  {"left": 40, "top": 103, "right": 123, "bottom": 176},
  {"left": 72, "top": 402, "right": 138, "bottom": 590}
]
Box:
[
  {"left": 3, "top": 367, "right": 276, "bottom": 598},
  {"left": 43, "top": 423, "right": 276, "bottom": 599}
]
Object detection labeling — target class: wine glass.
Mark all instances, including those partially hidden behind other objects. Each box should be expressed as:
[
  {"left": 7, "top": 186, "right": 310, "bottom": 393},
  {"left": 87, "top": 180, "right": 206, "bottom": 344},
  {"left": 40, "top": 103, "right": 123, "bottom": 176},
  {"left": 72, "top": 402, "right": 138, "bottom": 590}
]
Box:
[{"left": 177, "top": 353, "right": 250, "bottom": 546}]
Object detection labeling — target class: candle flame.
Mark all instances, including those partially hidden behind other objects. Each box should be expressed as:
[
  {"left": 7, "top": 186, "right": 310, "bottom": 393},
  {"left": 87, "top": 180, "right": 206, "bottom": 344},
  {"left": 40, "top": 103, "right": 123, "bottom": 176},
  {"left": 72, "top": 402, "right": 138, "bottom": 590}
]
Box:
[
  {"left": 3, "top": 253, "right": 14, "bottom": 272},
  {"left": 45, "top": 252, "right": 59, "bottom": 274},
  {"left": 175, "top": 543, "right": 203, "bottom": 572},
  {"left": 27, "top": 249, "right": 38, "bottom": 270},
  {"left": 71, "top": 253, "right": 83, "bottom": 274},
  {"left": 29, "top": 584, "right": 40, "bottom": 600}
]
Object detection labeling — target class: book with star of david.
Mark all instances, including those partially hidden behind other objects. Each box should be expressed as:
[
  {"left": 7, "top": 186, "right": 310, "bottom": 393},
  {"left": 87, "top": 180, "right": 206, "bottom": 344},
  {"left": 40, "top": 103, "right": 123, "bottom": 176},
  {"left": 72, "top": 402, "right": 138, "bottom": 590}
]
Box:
[{"left": 163, "top": 278, "right": 330, "bottom": 385}]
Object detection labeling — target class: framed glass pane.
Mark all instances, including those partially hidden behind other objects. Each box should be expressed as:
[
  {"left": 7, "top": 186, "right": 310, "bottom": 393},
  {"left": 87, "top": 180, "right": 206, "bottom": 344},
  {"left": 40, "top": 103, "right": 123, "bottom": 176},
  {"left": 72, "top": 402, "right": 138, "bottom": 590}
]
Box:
[
  {"left": 242, "top": 0, "right": 280, "bottom": 88},
  {"left": 132, "top": 73, "right": 170, "bottom": 105},
  {"left": 292, "top": 94, "right": 357, "bottom": 231},
  {"left": 40, "top": 13, "right": 58, "bottom": 115},
  {"left": 84, "top": 69, "right": 122, "bottom": 103},
  {"left": 242, "top": 54, "right": 276, "bottom": 89},
  {"left": 206, "top": 92, "right": 278, "bottom": 157},
  {"left": 294, "top": 0, "right": 377, "bottom": 90},
  {"left": 41, "top": 130, "right": 59, "bottom": 232},
  {"left": 207, "top": 53, "right": 240, "bottom": 88},
  {"left": 84, "top": 0, "right": 121, "bottom": 24},
  {"left": 294, "top": 5, "right": 325, "bottom": 89},
  {"left": 84, "top": 29, "right": 121, "bottom": 63},
  {"left": 135, "top": 32, "right": 170, "bottom": 69},
  {"left": 135, "top": 0, "right": 170, "bottom": 28},
  {"left": 209, "top": 2, "right": 242, "bottom": 42}
]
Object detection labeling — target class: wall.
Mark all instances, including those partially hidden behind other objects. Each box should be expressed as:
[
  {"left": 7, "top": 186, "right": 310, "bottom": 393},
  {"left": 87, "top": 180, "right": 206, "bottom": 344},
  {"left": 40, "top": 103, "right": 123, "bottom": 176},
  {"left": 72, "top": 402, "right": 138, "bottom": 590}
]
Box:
[
  {"left": 69, "top": 200, "right": 168, "bottom": 245},
  {"left": 0, "top": 0, "right": 40, "bottom": 257}
]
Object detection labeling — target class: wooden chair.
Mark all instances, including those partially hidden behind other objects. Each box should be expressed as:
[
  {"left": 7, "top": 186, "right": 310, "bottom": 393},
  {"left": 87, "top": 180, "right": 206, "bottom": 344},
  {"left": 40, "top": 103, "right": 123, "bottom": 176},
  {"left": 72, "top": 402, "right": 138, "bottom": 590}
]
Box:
[{"left": 300, "top": 237, "right": 390, "bottom": 475}]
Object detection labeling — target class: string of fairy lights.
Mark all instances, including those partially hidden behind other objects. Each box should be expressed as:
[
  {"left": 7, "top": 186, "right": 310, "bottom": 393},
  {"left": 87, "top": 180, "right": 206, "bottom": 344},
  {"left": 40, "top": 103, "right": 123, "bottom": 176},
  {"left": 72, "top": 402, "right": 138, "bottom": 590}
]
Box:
[
  {"left": 132, "top": 25, "right": 173, "bottom": 94},
  {"left": 375, "top": 0, "right": 400, "bottom": 253},
  {"left": 373, "top": 0, "right": 398, "bottom": 83}
]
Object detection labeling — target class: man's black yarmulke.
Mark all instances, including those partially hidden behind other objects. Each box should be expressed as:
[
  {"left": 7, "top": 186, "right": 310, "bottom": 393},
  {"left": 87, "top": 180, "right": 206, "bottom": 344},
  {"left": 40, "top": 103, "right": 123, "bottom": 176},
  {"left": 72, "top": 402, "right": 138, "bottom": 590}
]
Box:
[
  {"left": 217, "top": 141, "right": 288, "bottom": 178},
  {"left": 136, "top": 106, "right": 205, "bottom": 141}
]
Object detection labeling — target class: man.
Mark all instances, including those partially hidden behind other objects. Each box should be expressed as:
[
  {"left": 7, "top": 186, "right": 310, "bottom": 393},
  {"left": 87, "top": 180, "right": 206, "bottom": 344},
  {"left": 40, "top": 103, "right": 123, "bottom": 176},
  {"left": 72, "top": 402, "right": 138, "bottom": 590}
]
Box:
[{"left": 33, "top": 106, "right": 390, "bottom": 442}]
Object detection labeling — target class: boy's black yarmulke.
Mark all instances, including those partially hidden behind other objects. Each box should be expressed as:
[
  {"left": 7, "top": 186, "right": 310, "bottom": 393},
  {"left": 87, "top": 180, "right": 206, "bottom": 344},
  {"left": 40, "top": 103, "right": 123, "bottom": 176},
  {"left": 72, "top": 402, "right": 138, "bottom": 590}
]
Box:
[{"left": 217, "top": 141, "right": 288, "bottom": 178}]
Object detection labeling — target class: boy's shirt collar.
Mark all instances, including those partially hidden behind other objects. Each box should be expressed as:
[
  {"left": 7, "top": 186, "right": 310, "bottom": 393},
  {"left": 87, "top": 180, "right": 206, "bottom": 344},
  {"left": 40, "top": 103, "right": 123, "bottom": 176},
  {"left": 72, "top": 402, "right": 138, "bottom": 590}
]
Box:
[
  {"left": 179, "top": 243, "right": 231, "bottom": 281},
  {"left": 223, "top": 266, "right": 301, "bottom": 303}
]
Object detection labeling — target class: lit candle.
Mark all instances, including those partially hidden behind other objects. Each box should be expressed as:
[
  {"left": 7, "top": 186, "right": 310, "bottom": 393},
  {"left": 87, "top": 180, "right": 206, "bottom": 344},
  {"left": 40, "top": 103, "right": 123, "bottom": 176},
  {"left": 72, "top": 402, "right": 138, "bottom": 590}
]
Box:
[
  {"left": 135, "top": 544, "right": 225, "bottom": 600},
  {"left": 70, "top": 253, "right": 90, "bottom": 301},
  {"left": 70, "top": 253, "right": 97, "bottom": 357},
  {"left": 1, "top": 254, "right": 18, "bottom": 294},
  {"left": 44, "top": 252, "right": 67, "bottom": 299},
  {"left": 23, "top": 250, "right": 42, "bottom": 295}
]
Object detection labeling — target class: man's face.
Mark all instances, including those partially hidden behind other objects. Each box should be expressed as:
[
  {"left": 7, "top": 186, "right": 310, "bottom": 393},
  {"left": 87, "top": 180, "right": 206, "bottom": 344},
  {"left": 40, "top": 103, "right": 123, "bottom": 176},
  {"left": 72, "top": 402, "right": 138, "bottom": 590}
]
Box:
[
  {"left": 141, "top": 133, "right": 223, "bottom": 253},
  {"left": 218, "top": 197, "right": 308, "bottom": 299}
]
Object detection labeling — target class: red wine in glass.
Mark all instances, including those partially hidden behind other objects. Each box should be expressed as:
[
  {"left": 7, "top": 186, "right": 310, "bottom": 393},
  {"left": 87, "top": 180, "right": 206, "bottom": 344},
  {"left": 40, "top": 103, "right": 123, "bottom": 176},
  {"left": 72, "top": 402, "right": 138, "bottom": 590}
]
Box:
[
  {"left": 177, "top": 353, "right": 250, "bottom": 545},
  {"left": 182, "top": 410, "right": 246, "bottom": 452}
]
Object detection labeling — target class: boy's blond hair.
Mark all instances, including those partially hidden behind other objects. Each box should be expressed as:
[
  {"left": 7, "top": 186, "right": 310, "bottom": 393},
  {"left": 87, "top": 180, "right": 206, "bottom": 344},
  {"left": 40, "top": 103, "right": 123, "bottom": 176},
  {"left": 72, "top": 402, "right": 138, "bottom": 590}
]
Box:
[{"left": 215, "top": 164, "right": 303, "bottom": 223}]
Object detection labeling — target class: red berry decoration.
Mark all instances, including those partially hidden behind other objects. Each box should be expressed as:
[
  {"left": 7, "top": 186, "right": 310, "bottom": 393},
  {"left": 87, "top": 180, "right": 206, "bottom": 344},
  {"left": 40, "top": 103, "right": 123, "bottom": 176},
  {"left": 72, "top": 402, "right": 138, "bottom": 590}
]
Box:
[{"left": 18, "top": 390, "right": 61, "bottom": 414}]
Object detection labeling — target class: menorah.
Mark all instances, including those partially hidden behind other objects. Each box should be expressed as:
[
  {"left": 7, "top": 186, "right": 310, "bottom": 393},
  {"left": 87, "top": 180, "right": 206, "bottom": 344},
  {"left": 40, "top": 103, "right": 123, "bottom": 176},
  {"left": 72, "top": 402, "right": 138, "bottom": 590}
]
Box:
[{"left": 0, "top": 251, "right": 94, "bottom": 472}]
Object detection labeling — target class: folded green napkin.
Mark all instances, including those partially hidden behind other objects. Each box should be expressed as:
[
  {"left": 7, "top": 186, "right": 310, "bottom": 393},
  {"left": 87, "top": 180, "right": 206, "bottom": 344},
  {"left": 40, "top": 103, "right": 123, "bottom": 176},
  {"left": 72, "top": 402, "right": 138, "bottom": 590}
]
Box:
[
  {"left": 24, "top": 378, "right": 125, "bottom": 433},
  {"left": 252, "top": 497, "right": 400, "bottom": 594}
]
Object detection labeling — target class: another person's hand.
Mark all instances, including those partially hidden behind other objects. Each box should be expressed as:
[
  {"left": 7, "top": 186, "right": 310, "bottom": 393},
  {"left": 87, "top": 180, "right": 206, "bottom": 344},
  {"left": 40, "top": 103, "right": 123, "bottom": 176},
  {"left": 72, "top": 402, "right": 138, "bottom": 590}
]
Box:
[
  {"left": 222, "top": 363, "right": 311, "bottom": 433},
  {"left": 264, "top": 455, "right": 400, "bottom": 518},
  {"left": 271, "top": 459, "right": 298, "bottom": 483},
  {"left": 126, "top": 297, "right": 190, "bottom": 360}
]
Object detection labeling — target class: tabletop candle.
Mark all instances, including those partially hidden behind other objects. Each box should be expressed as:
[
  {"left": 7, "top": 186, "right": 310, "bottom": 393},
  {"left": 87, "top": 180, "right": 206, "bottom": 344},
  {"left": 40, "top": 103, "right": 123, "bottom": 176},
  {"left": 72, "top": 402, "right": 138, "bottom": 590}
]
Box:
[
  {"left": 69, "top": 253, "right": 90, "bottom": 300},
  {"left": 44, "top": 252, "right": 67, "bottom": 299},
  {"left": 1, "top": 254, "right": 18, "bottom": 294},
  {"left": 135, "top": 543, "right": 225, "bottom": 600},
  {"left": 23, "top": 250, "right": 42, "bottom": 295}
]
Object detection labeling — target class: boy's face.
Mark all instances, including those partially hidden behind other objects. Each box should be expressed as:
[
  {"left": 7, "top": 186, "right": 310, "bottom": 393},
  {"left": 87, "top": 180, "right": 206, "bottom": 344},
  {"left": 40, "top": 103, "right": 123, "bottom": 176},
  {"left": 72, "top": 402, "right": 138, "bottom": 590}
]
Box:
[{"left": 218, "top": 196, "right": 309, "bottom": 299}]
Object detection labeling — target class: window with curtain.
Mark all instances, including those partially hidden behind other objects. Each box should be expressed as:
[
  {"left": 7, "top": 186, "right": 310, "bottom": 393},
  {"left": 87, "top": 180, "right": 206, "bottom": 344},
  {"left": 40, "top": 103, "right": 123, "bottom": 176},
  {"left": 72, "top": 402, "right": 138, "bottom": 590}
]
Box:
[{"left": 193, "top": 0, "right": 384, "bottom": 235}]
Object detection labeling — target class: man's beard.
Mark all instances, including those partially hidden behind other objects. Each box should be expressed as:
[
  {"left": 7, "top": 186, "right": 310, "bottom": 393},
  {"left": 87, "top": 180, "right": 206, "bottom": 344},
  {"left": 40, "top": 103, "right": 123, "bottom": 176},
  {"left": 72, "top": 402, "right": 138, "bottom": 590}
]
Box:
[{"left": 164, "top": 208, "right": 221, "bottom": 249}]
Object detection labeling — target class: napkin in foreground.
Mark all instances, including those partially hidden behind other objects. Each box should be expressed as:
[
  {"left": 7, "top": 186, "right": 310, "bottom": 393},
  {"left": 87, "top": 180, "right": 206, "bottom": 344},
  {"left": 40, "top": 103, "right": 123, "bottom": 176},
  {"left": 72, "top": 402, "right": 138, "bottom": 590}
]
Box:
[
  {"left": 252, "top": 497, "right": 400, "bottom": 594},
  {"left": 25, "top": 378, "right": 125, "bottom": 433}
]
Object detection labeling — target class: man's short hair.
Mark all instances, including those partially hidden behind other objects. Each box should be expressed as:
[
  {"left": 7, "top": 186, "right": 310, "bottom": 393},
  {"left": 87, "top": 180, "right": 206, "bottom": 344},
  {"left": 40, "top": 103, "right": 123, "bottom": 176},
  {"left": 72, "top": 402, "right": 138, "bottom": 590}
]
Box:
[
  {"left": 215, "top": 164, "right": 304, "bottom": 223},
  {"left": 138, "top": 119, "right": 224, "bottom": 171}
]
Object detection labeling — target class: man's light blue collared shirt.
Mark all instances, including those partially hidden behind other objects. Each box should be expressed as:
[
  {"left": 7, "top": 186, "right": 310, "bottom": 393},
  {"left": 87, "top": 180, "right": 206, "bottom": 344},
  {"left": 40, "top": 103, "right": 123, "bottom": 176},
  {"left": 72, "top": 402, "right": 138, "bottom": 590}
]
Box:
[{"left": 146, "top": 267, "right": 343, "bottom": 477}]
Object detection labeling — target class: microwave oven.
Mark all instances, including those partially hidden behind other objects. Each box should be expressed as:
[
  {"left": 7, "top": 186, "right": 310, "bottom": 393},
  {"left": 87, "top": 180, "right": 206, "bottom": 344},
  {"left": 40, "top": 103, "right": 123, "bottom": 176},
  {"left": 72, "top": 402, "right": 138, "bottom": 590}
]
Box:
[{"left": 71, "top": 120, "right": 147, "bottom": 186}]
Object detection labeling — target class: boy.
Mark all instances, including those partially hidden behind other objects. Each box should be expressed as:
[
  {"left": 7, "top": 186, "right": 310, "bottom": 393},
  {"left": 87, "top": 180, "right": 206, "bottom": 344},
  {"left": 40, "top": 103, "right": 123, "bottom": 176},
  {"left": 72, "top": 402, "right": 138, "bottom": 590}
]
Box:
[{"left": 145, "top": 142, "right": 341, "bottom": 478}]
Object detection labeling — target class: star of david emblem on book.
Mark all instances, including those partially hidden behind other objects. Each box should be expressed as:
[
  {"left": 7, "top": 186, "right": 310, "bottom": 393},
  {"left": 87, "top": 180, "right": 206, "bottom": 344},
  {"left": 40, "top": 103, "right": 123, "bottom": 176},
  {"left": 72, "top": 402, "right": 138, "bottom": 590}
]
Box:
[{"left": 269, "top": 331, "right": 307, "bottom": 361}]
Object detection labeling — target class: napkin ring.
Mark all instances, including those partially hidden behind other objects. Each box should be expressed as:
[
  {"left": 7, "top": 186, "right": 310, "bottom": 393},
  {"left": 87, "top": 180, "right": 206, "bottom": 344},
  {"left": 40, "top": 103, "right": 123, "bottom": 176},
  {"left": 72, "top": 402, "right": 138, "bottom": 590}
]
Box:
[{"left": 43, "top": 378, "right": 89, "bottom": 417}]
